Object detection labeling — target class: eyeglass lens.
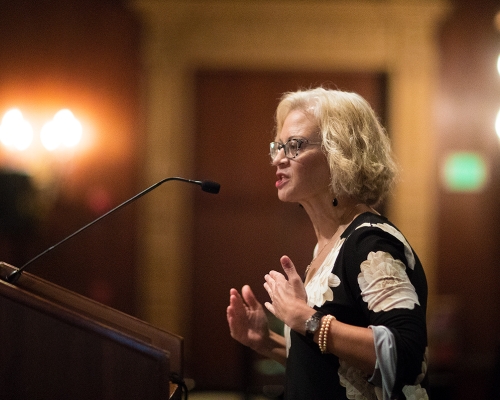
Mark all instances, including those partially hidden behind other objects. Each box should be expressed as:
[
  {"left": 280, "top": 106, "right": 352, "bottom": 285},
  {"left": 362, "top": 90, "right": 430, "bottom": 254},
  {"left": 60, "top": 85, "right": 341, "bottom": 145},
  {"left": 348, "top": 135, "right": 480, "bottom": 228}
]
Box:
[{"left": 270, "top": 139, "right": 302, "bottom": 160}]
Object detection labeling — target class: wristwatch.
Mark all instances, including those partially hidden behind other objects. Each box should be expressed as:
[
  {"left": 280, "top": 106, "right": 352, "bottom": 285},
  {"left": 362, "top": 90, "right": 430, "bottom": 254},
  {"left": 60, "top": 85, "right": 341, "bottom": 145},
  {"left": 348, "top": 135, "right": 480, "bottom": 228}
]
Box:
[{"left": 305, "top": 311, "right": 323, "bottom": 339}]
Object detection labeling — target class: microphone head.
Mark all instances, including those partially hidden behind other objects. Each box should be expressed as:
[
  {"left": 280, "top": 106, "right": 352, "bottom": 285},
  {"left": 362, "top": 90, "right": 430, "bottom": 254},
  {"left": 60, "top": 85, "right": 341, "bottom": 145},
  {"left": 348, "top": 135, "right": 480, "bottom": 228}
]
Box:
[{"left": 200, "top": 180, "right": 220, "bottom": 194}]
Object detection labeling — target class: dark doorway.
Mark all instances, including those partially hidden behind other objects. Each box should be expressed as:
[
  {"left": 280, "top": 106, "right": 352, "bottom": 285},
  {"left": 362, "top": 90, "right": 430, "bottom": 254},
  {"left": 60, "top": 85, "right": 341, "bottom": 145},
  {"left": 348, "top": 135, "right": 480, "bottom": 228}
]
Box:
[{"left": 189, "top": 70, "right": 387, "bottom": 393}]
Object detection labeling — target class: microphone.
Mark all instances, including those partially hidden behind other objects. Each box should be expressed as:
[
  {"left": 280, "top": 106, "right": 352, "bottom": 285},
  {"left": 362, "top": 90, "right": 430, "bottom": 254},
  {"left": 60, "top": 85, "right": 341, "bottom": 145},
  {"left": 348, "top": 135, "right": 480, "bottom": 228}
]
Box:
[{"left": 4, "top": 177, "right": 220, "bottom": 284}]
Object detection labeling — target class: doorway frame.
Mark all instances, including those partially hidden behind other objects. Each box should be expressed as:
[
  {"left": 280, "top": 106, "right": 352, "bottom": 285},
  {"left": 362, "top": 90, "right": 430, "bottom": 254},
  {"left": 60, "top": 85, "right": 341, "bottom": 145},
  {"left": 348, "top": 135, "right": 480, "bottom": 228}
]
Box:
[{"left": 130, "top": 0, "right": 451, "bottom": 335}]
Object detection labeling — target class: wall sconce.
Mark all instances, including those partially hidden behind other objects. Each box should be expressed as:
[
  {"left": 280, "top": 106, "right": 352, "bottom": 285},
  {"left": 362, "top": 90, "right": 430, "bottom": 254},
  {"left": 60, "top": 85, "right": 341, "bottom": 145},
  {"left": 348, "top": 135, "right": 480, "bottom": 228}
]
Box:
[
  {"left": 1, "top": 108, "right": 82, "bottom": 152},
  {"left": 0, "top": 109, "right": 34, "bottom": 151},
  {"left": 40, "top": 109, "right": 82, "bottom": 151},
  {"left": 0, "top": 108, "right": 83, "bottom": 194}
]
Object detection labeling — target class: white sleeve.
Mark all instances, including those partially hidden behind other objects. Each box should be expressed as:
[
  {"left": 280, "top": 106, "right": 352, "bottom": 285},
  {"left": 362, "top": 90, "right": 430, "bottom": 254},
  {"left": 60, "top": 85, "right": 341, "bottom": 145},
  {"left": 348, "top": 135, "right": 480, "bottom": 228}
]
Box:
[{"left": 368, "top": 325, "right": 397, "bottom": 400}]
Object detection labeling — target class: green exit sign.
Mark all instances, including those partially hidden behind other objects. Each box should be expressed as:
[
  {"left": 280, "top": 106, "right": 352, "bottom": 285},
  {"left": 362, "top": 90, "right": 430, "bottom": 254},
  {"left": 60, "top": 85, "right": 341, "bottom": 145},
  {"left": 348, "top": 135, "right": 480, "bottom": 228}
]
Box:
[{"left": 442, "top": 152, "right": 488, "bottom": 192}]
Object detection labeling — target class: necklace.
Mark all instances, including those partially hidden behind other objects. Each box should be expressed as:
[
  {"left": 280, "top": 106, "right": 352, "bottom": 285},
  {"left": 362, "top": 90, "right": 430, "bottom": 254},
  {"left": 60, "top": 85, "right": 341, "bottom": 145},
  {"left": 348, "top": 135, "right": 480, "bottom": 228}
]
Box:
[
  {"left": 304, "top": 234, "right": 337, "bottom": 276},
  {"left": 304, "top": 203, "right": 366, "bottom": 277}
]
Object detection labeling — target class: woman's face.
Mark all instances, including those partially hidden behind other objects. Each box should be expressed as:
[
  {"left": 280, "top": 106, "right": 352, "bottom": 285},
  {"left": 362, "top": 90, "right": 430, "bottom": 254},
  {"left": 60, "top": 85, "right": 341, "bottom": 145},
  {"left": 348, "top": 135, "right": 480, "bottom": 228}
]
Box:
[{"left": 272, "top": 109, "right": 331, "bottom": 204}]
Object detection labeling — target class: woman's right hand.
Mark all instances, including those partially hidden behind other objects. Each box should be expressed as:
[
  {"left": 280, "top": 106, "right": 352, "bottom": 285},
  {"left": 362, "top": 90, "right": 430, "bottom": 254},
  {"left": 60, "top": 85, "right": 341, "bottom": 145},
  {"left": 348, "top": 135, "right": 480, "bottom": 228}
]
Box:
[{"left": 227, "top": 285, "right": 270, "bottom": 352}]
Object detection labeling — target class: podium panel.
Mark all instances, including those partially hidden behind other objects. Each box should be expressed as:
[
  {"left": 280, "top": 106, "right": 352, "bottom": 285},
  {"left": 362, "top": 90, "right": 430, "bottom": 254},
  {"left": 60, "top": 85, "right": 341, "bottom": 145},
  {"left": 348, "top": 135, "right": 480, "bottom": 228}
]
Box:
[{"left": 0, "top": 262, "right": 183, "bottom": 400}]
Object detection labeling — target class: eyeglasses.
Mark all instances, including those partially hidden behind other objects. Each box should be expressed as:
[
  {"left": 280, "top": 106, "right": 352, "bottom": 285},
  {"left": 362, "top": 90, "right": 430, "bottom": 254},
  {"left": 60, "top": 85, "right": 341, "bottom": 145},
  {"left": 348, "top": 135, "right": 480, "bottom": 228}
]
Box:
[{"left": 269, "top": 138, "right": 322, "bottom": 161}]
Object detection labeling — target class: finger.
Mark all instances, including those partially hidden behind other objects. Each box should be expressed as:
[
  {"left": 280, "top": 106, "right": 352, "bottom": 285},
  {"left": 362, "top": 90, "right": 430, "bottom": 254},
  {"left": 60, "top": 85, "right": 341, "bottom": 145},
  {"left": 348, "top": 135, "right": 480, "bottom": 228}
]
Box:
[
  {"left": 268, "top": 270, "right": 286, "bottom": 282},
  {"left": 241, "top": 285, "right": 260, "bottom": 309},
  {"left": 264, "top": 273, "right": 277, "bottom": 291},
  {"left": 264, "top": 301, "right": 276, "bottom": 315},
  {"left": 280, "top": 255, "right": 304, "bottom": 285},
  {"left": 228, "top": 290, "right": 248, "bottom": 317},
  {"left": 265, "top": 271, "right": 278, "bottom": 282},
  {"left": 226, "top": 311, "right": 241, "bottom": 338},
  {"left": 227, "top": 303, "right": 240, "bottom": 326},
  {"left": 229, "top": 288, "right": 243, "bottom": 304},
  {"left": 280, "top": 255, "right": 298, "bottom": 276},
  {"left": 226, "top": 305, "right": 237, "bottom": 323},
  {"left": 263, "top": 281, "right": 273, "bottom": 299}
]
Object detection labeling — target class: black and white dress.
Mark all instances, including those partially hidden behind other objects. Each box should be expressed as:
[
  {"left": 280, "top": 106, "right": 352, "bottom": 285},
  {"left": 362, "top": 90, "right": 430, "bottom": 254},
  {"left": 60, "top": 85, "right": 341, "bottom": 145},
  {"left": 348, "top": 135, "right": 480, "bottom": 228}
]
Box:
[{"left": 284, "top": 212, "right": 429, "bottom": 400}]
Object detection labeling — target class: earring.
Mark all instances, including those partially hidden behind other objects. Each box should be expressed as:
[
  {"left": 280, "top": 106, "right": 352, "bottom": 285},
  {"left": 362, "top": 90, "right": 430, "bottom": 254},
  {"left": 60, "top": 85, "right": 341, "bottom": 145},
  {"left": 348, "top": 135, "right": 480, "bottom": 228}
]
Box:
[{"left": 333, "top": 198, "right": 338, "bottom": 207}]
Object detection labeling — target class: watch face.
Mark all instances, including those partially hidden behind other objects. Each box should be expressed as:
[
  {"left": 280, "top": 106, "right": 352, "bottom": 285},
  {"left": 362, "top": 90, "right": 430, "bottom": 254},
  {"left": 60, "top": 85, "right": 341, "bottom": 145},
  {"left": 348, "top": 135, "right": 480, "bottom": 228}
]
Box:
[{"left": 306, "top": 316, "right": 320, "bottom": 332}]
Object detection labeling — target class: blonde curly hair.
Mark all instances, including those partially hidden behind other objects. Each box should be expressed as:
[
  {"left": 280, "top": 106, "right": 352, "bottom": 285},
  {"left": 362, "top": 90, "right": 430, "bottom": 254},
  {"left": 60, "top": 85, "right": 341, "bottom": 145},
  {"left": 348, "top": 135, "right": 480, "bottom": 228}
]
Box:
[{"left": 275, "top": 87, "right": 398, "bottom": 206}]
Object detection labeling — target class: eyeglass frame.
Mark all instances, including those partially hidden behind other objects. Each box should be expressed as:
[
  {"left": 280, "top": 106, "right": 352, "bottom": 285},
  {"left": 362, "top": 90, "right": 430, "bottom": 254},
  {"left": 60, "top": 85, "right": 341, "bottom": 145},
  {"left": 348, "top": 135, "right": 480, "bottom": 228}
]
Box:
[{"left": 269, "top": 137, "right": 322, "bottom": 161}]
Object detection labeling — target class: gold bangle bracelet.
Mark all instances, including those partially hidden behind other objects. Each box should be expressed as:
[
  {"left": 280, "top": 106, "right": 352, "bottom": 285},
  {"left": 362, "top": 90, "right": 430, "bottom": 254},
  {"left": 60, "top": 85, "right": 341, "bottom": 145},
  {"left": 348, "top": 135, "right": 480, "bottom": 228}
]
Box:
[{"left": 319, "top": 314, "right": 335, "bottom": 354}]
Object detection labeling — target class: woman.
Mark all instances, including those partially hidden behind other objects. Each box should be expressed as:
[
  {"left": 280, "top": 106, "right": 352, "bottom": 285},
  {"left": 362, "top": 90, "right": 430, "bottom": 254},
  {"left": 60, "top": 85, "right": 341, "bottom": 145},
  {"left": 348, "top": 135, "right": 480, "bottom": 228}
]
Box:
[{"left": 226, "top": 87, "right": 428, "bottom": 399}]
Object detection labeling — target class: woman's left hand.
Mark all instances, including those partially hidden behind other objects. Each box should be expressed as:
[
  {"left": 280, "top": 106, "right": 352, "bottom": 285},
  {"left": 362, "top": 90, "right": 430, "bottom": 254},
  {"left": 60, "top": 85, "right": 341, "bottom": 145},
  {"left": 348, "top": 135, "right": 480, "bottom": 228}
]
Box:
[{"left": 264, "top": 255, "right": 312, "bottom": 331}]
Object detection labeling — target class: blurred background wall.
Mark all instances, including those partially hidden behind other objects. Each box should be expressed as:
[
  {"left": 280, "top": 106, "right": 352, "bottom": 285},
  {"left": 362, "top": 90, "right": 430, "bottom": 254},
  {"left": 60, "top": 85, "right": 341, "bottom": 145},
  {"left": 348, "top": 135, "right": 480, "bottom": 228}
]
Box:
[{"left": 0, "top": 0, "right": 499, "bottom": 399}]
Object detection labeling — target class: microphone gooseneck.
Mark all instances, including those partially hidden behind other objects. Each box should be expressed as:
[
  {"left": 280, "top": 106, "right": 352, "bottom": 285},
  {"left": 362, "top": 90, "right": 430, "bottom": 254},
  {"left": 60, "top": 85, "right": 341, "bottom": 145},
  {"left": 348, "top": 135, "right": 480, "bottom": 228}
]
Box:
[{"left": 5, "top": 176, "right": 220, "bottom": 284}]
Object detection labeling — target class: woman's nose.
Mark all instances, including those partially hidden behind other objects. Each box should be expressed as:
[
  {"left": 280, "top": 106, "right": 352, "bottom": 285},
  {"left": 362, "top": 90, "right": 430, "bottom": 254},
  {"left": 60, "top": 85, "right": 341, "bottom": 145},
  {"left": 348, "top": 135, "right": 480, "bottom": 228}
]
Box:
[{"left": 271, "top": 148, "right": 287, "bottom": 166}]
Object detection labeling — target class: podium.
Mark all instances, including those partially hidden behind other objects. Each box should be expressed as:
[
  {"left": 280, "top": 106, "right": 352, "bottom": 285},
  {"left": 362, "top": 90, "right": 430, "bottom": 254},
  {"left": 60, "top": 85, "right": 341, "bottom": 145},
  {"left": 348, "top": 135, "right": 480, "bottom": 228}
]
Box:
[{"left": 0, "top": 261, "right": 184, "bottom": 399}]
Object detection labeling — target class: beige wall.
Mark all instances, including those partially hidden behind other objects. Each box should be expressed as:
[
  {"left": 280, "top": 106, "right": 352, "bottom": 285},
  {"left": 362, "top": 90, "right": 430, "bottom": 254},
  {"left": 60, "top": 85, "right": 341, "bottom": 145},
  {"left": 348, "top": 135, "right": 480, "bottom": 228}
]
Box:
[{"left": 130, "top": 0, "right": 451, "bottom": 336}]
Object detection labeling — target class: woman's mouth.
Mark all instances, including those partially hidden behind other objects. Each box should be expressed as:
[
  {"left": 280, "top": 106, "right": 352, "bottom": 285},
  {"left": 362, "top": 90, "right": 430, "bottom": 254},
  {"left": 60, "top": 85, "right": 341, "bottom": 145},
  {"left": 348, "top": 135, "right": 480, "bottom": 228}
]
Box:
[{"left": 276, "top": 174, "right": 288, "bottom": 188}]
